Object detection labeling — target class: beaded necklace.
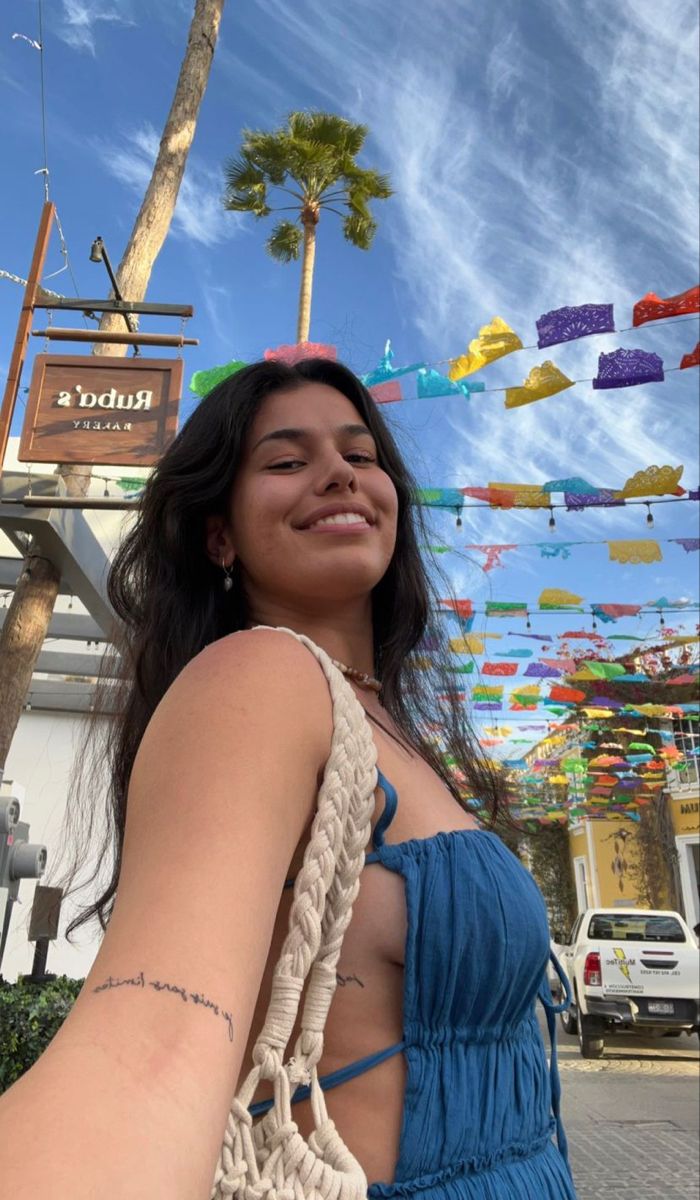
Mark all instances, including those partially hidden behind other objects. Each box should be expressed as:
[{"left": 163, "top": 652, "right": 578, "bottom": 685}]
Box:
[
  {"left": 330, "top": 658, "right": 382, "bottom": 694},
  {"left": 331, "top": 660, "right": 417, "bottom": 756}
]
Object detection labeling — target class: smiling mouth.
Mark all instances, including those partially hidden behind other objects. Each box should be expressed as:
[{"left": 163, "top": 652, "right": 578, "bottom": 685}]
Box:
[
  {"left": 302, "top": 512, "right": 374, "bottom": 531},
  {"left": 303, "top": 518, "right": 373, "bottom": 532}
]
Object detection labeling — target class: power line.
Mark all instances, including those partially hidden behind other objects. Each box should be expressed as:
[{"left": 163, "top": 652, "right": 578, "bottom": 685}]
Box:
[
  {"left": 36, "top": 0, "right": 89, "bottom": 322},
  {"left": 37, "top": 0, "right": 49, "bottom": 202},
  {"left": 52, "top": 207, "right": 90, "bottom": 327}
]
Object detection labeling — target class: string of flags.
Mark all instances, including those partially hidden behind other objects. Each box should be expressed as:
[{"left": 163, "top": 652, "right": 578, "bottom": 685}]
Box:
[
  {"left": 417, "top": 464, "right": 699, "bottom": 525},
  {"left": 499, "top": 692, "right": 700, "bottom": 825},
  {"left": 427, "top": 624, "right": 699, "bottom": 822},
  {"left": 434, "top": 597, "right": 697, "bottom": 631},
  {"left": 425, "top": 537, "right": 699, "bottom": 567},
  {"left": 361, "top": 289, "right": 699, "bottom": 407},
  {"left": 448, "top": 537, "right": 699, "bottom": 570},
  {"left": 187, "top": 285, "right": 700, "bottom": 404},
  {"left": 422, "top": 612, "right": 700, "bottom": 719}
]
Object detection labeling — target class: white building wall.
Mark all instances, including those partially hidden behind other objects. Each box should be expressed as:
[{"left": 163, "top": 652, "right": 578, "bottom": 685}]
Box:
[
  {"left": 1, "top": 436, "right": 146, "bottom": 984},
  {"left": 2, "top": 710, "right": 108, "bottom": 983}
]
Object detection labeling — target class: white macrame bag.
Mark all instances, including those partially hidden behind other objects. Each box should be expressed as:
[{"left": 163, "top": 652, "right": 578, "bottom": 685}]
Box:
[{"left": 209, "top": 626, "right": 378, "bottom": 1200}]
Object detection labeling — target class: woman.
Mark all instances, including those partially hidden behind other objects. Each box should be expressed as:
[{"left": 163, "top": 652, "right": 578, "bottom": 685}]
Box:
[{"left": 0, "top": 358, "right": 576, "bottom": 1198}]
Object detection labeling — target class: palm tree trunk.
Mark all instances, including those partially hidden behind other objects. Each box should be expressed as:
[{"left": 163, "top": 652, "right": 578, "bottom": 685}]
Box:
[
  {"left": 0, "top": 0, "right": 225, "bottom": 772},
  {"left": 60, "top": 0, "right": 226, "bottom": 498},
  {"left": 0, "top": 550, "right": 60, "bottom": 766},
  {"left": 296, "top": 216, "right": 317, "bottom": 343}
]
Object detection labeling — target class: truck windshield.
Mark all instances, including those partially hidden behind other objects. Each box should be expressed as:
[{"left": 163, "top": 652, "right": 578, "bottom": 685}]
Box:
[{"left": 588, "top": 914, "right": 686, "bottom": 942}]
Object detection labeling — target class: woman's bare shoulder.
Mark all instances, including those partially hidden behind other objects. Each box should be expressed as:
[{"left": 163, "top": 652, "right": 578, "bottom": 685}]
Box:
[
  {"left": 128, "top": 627, "right": 335, "bottom": 819},
  {"left": 186, "top": 626, "right": 330, "bottom": 689}
]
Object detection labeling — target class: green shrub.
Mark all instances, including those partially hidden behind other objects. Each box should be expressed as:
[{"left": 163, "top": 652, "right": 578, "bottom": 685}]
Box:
[{"left": 0, "top": 975, "right": 84, "bottom": 1094}]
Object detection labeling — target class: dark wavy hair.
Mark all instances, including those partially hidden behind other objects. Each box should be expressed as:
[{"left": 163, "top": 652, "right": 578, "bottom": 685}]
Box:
[{"left": 51, "top": 358, "right": 504, "bottom": 943}]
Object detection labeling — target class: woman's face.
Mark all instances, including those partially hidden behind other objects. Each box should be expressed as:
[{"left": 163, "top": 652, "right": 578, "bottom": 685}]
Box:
[{"left": 225, "top": 382, "right": 399, "bottom": 615}]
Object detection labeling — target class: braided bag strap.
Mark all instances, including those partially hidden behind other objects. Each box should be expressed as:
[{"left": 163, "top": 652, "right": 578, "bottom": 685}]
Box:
[{"left": 211, "top": 626, "right": 378, "bottom": 1192}]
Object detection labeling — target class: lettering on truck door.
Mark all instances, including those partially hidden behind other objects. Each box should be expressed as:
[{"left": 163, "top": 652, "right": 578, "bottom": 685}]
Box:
[{"left": 601, "top": 946, "right": 644, "bottom": 995}]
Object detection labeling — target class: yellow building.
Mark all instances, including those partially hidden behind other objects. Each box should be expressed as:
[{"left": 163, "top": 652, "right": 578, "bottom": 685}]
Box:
[
  {"left": 568, "top": 817, "right": 643, "bottom": 910},
  {"left": 522, "top": 717, "right": 700, "bottom": 926},
  {"left": 567, "top": 782, "right": 699, "bottom": 925}
]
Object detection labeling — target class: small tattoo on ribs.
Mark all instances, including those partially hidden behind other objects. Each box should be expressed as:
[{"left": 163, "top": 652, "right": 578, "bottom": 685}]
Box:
[
  {"left": 92, "top": 971, "right": 234, "bottom": 1042},
  {"left": 336, "top": 971, "right": 365, "bottom": 988}
]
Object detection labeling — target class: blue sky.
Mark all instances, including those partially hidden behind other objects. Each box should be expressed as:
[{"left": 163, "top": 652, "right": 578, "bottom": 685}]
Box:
[{"left": 1, "top": 0, "right": 699, "bottom": 746}]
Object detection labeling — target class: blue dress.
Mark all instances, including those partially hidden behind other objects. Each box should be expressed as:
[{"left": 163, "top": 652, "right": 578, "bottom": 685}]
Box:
[{"left": 254, "top": 770, "right": 578, "bottom": 1198}]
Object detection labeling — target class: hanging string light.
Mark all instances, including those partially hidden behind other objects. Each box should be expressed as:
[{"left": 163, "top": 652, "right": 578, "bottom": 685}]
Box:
[
  {"left": 548, "top": 506, "right": 556, "bottom": 532},
  {"left": 645, "top": 502, "right": 654, "bottom": 527}
]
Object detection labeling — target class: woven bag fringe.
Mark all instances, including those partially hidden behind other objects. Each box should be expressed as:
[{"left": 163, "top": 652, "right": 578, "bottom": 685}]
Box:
[{"left": 209, "top": 627, "right": 378, "bottom": 1200}]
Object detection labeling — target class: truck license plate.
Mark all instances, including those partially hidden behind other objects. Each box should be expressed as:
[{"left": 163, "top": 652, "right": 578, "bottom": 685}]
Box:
[{"left": 648, "top": 1001, "right": 674, "bottom": 1015}]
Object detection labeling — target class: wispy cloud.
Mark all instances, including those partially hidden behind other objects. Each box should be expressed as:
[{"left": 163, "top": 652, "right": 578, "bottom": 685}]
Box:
[
  {"left": 214, "top": 42, "right": 292, "bottom": 120},
  {"left": 251, "top": 0, "right": 698, "bottom": 538},
  {"left": 0, "top": 65, "right": 29, "bottom": 95},
  {"left": 197, "top": 272, "right": 241, "bottom": 353},
  {"left": 56, "top": 0, "right": 135, "bottom": 56},
  {"left": 97, "top": 124, "right": 243, "bottom": 247}
]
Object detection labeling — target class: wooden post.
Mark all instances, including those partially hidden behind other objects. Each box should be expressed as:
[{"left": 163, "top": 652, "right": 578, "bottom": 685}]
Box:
[
  {"left": 0, "top": 202, "right": 55, "bottom": 477},
  {"left": 31, "top": 328, "right": 199, "bottom": 347}
]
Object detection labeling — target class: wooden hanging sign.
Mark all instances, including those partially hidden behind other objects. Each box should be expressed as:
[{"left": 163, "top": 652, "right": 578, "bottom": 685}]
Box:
[{"left": 18, "top": 354, "right": 182, "bottom": 466}]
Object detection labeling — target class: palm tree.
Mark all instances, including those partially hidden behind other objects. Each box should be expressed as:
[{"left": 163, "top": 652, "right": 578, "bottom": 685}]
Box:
[{"left": 223, "top": 111, "right": 392, "bottom": 343}]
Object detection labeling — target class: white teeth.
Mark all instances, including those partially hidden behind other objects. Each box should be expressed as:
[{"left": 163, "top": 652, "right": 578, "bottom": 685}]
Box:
[{"left": 309, "top": 512, "right": 370, "bottom": 529}]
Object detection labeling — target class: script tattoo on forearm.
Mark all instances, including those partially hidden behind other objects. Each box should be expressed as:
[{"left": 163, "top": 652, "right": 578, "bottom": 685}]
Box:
[
  {"left": 92, "top": 971, "right": 234, "bottom": 1042},
  {"left": 336, "top": 971, "right": 365, "bottom": 988}
]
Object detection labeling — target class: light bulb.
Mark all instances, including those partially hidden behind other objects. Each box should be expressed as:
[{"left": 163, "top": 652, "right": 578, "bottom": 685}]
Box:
[{"left": 646, "top": 504, "right": 654, "bottom": 527}]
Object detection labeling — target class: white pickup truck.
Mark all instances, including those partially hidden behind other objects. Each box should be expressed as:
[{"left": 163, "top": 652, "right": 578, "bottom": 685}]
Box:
[{"left": 551, "top": 907, "right": 700, "bottom": 1058}]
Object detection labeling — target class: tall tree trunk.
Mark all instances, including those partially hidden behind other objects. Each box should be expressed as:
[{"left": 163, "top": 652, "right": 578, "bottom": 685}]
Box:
[
  {"left": 0, "top": 552, "right": 60, "bottom": 766},
  {"left": 0, "top": 0, "right": 225, "bottom": 770},
  {"left": 60, "top": 0, "right": 226, "bottom": 497},
  {"left": 296, "top": 215, "right": 317, "bottom": 343}
]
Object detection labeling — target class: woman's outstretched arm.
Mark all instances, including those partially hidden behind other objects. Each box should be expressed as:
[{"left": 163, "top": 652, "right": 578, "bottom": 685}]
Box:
[{"left": 0, "top": 628, "right": 333, "bottom": 1200}]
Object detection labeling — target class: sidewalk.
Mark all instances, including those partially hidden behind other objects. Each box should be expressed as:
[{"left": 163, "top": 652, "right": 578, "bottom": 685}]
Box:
[
  {"left": 568, "top": 1120, "right": 699, "bottom": 1200},
  {"left": 555, "top": 1023, "right": 699, "bottom": 1199}
]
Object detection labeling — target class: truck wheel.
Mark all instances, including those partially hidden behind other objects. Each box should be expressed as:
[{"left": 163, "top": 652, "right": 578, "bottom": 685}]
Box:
[
  {"left": 578, "top": 1015, "right": 605, "bottom": 1059},
  {"left": 560, "top": 1004, "right": 579, "bottom": 1036}
]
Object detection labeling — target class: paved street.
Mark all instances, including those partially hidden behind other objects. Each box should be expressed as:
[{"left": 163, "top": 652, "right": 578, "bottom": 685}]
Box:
[{"left": 550, "top": 1017, "right": 699, "bottom": 1199}]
